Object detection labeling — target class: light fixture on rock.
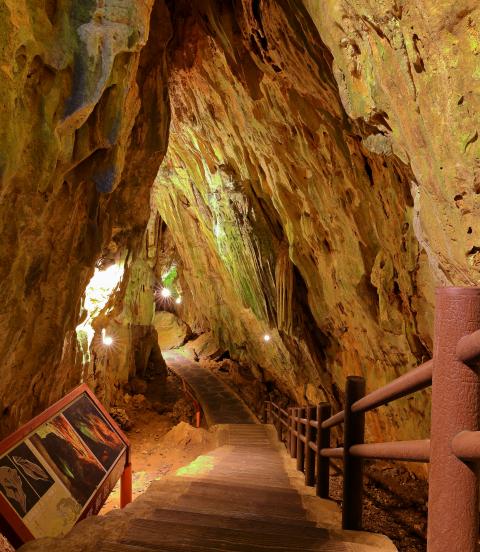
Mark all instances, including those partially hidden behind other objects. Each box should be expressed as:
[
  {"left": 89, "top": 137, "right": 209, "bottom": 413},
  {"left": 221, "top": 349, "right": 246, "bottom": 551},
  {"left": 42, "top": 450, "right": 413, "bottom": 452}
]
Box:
[
  {"left": 102, "top": 328, "right": 113, "bottom": 346},
  {"left": 175, "top": 297, "right": 182, "bottom": 304},
  {"left": 263, "top": 334, "right": 271, "bottom": 342}
]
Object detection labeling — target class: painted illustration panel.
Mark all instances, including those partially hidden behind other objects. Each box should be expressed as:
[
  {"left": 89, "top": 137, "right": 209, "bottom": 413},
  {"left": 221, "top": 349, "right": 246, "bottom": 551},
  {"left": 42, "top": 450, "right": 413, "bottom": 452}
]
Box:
[
  {"left": 0, "top": 442, "right": 54, "bottom": 518},
  {"left": 0, "top": 386, "right": 129, "bottom": 543},
  {"left": 30, "top": 414, "right": 106, "bottom": 506},
  {"left": 63, "top": 394, "right": 125, "bottom": 470}
]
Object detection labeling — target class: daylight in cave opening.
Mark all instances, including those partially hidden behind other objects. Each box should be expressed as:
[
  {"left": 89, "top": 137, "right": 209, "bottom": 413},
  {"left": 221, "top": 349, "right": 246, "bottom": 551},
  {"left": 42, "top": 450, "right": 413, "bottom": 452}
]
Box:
[
  {"left": 75, "top": 262, "right": 125, "bottom": 347},
  {"left": 1, "top": 2, "right": 479, "bottom": 552}
]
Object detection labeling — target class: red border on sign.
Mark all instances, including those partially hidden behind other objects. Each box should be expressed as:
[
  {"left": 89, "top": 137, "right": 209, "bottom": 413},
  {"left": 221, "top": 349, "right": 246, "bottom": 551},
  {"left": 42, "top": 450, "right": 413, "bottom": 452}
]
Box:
[{"left": 0, "top": 384, "right": 131, "bottom": 547}]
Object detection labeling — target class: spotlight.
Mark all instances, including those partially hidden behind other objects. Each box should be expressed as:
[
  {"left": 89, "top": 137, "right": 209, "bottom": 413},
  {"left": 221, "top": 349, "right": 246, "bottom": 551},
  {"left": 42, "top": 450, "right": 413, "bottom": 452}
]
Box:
[
  {"left": 160, "top": 288, "right": 171, "bottom": 298},
  {"left": 103, "top": 335, "right": 113, "bottom": 346},
  {"left": 263, "top": 334, "right": 271, "bottom": 342},
  {"left": 175, "top": 297, "right": 182, "bottom": 304},
  {"left": 102, "top": 328, "right": 113, "bottom": 346}
]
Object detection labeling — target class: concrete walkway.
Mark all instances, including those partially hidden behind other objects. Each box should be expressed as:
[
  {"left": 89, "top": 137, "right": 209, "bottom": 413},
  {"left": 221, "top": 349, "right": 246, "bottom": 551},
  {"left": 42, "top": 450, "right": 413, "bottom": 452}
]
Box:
[
  {"left": 163, "top": 352, "right": 256, "bottom": 425},
  {"left": 96, "top": 425, "right": 394, "bottom": 552}
]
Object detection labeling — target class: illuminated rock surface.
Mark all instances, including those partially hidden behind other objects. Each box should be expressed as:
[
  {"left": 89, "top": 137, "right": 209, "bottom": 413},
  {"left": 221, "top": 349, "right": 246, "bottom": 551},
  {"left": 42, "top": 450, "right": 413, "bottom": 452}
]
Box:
[
  {"left": 0, "top": 0, "right": 171, "bottom": 433},
  {"left": 154, "top": 312, "right": 191, "bottom": 350},
  {"left": 154, "top": 0, "right": 440, "bottom": 451},
  {"left": 1, "top": 0, "right": 479, "bottom": 481}
]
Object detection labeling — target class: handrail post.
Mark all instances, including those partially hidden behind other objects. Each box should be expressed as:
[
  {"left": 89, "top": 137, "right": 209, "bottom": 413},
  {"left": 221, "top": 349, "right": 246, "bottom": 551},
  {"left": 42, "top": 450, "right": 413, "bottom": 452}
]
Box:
[
  {"left": 266, "top": 401, "right": 271, "bottom": 424},
  {"left": 287, "top": 408, "right": 292, "bottom": 454},
  {"left": 194, "top": 401, "right": 201, "bottom": 428},
  {"left": 262, "top": 401, "right": 267, "bottom": 424},
  {"left": 427, "top": 288, "right": 480, "bottom": 552},
  {"left": 120, "top": 460, "right": 133, "bottom": 508},
  {"left": 297, "top": 407, "right": 306, "bottom": 472},
  {"left": 342, "top": 376, "right": 365, "bottom": 530},
  {"left": 291, "top": 408, "right": 298, "bottom": 458},
  {"left": 316, "top": 402, "right": 331, "bottom": 498},
  {"left": 305, "top": 406, "right": 316, "bottom": 486},
  {"left": 275, "top": 409, "right": 282, "bottom": 441}
]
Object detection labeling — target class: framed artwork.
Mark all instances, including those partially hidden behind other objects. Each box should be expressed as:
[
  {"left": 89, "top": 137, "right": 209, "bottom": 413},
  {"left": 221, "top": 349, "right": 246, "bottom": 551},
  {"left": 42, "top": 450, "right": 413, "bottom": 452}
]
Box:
[{"left": 0, "top": 385, "right": 131, "bottom": 548}]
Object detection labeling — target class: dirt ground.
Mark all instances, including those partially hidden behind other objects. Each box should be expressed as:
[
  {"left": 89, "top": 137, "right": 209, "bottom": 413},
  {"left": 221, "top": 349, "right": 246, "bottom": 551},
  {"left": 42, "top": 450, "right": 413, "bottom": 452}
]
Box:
[
  {"left": 328, "top": 461, "right": 428, "bottom": 552},
  {"left": 101, "top": 371, "right": 214, "bottom": 513}
]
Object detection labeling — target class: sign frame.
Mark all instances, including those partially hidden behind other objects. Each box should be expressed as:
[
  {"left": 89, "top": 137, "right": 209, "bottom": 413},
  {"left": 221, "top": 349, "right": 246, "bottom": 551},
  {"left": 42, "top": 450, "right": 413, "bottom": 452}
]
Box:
[{"left": 0, "top": 384, "right": 132, "bottom": 548}]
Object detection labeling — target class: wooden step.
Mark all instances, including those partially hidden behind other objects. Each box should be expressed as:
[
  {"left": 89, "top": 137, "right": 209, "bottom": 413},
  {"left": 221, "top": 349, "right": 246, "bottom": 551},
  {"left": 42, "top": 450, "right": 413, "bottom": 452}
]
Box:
[
  {"left": 144, "top": 490, "right": 308, "bottom": 520},
  {"left": 173, "top": 477, "right": 301, "bottom": 494},
  {"left": 149, "top": 508, "right": 323, "bottom": 534},
  {"left": 113, "top": 518, "right": 356, "bottom": 552}
]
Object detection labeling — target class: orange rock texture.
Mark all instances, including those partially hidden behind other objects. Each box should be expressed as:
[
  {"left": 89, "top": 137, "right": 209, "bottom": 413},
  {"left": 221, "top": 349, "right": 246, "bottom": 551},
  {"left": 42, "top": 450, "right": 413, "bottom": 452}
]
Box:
[
  {"left": 155, "top": 0, "right": 437, "bottom": 448},
  {"left": 0, "top": 1, "right": 171, "bottom": 435},
  {"left": 1, "top": 0, "right": 480, "bottom": 454}
]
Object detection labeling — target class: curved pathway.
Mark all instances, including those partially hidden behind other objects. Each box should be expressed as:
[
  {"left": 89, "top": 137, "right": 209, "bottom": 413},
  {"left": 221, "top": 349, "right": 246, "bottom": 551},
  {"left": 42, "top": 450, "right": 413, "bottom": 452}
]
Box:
[
  {"left": 163, "top": 351, "right": 256, "bottom": 425},
  {"left": 21, "top": 354, "right": 395, "bottom": 552}
]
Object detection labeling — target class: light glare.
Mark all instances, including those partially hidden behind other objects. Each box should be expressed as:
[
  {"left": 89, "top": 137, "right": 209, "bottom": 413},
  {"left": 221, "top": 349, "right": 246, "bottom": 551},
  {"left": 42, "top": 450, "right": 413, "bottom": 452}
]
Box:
[
  {"left": 103, "top": 335, "right": 113, "bottom": 346},
  {"left": 161, "top": 288, "right": 171, "bottom": 298},
  {"left": 175, "top": 297, "right": 182, "bottom": 304},
  {"left": 263, "top": 334, "right": 271, "bottom": 342}
]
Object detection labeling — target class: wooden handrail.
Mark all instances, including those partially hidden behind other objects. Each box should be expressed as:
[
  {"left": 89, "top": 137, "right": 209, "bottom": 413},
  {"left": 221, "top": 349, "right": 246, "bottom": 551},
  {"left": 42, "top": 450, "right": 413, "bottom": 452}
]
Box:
[
  {"left": 456, "top": 328, "right": 480, "bottom": 363},
  {"left": 451, "top": 431, "right": 480, "bottom": 462},
  {"left": 351, "top": 360, "right": 433, "bottom": 414},
  {"left": 321, "top": 409, "right": 344, "bottom": 429},
  {"left": 350, "top": 439, "right": 430, "bottom": 462},
  {"left": 167, "top": 367, "right": 203, "bottom": 428},
  {"left": 263, "top": 285, "right": 480, "bottom": 552}
]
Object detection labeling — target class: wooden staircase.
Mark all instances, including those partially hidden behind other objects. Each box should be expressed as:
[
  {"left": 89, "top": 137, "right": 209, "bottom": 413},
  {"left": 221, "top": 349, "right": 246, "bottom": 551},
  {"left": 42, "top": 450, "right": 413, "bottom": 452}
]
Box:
[
  {"left": 19, "top": 356, "right": 395, "bottom": 552},
  {"left": 96, "top": 425, "right": 395, "bottom": 552}
]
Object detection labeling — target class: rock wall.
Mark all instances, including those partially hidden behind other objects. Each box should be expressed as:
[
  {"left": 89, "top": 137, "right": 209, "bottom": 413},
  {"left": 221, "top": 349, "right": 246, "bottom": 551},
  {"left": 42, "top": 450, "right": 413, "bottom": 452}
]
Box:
[
  {"left": 304, "top": 0, "right": 480, "bottom": 284},
  {"left": 82, "top": 252, "right": 166, "bottom": 408},
  {"left": 0, "top": 0, "right": 171, "bottom": 435},
  {"left": 1, "top": 0, "right": 479, "bottom": 457},
  {"left": 154, "top": 0, "right": 449, "bottom": 450}
]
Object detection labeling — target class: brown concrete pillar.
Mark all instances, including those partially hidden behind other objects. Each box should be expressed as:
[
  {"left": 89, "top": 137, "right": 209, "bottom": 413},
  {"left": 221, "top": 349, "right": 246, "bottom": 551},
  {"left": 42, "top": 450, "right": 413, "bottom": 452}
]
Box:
[
  {"left": 427, "top": 287, "right": 480, "bottom": 552},
  {"left": 305, "top": 406, "right": 316, "bottom": 486},
  {"left": 296, "top": 407, "right": 306, "bottom": 472},
  {"left": 342, "top": 376, "right": 365, "bottom": 531},
  {"left": 316, "top": 403, "right": 331, "bottom": 498},
  {"left": 291, "top": 407, "right": 298, "bottom": 458}
]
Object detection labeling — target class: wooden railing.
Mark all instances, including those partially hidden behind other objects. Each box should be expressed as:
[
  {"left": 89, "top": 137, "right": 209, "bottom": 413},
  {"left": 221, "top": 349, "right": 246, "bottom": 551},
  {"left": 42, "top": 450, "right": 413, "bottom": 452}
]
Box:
[
  {"left": 167, "top": 367, "right": 202, "bottom": 427},
  {"left": 265, "top": 287, "right": 480, "bottom": 552}
]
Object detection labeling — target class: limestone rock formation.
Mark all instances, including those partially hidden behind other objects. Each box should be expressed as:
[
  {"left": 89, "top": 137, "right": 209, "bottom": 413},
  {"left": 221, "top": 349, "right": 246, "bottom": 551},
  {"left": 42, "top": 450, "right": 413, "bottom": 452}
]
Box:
[
  {"left": 1, "top": 0, "right": 479, "bottom": 476},
  {"left": 154, "top": 0, "right": 438, "bottom": 449},
  {"left": 154, "top": 311, "right": 191, "bottom": 350},
  {"left": 0, "top": 1, "right": 171, "bottom": 434}
]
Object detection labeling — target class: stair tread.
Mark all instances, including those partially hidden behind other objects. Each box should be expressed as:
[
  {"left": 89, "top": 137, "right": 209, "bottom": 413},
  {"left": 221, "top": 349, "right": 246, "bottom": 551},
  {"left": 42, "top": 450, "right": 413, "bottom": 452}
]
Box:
[
  {"left": 92, "top": 357, "right": 385, "bottom": 552},
  {"left": 147, "top": 507, "right": 322, "bottom": 533},
  {"left": 115, "top": 518, "right": 352, "bottom": 551}
]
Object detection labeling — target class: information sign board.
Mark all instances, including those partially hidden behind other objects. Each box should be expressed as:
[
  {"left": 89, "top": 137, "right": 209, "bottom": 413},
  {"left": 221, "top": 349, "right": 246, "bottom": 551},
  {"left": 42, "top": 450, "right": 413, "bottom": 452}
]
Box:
[{"left": 0, "top": 384, "right": 131, "bottom": 547}]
